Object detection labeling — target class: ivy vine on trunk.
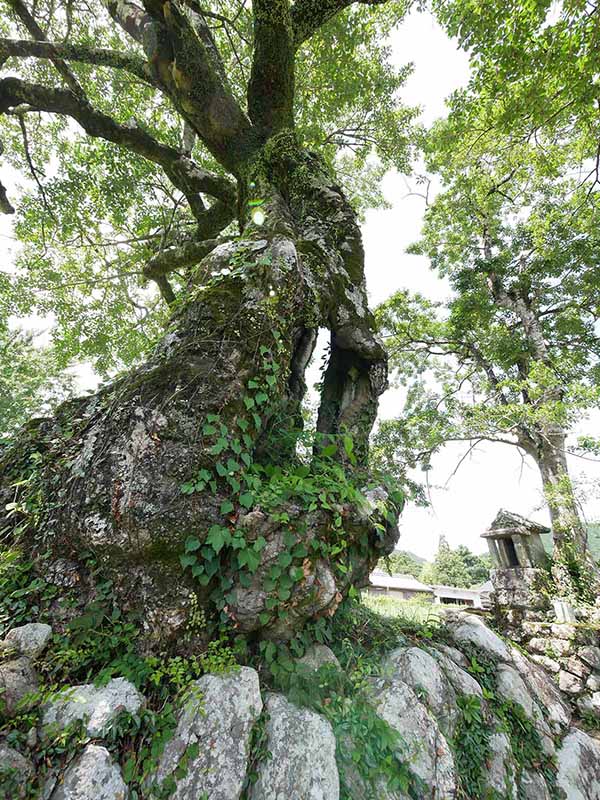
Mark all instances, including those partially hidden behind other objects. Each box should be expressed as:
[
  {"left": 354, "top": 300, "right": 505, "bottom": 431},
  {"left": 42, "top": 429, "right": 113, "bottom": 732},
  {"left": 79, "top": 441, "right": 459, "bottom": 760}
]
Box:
[{"left": 0, "top": 0, "right": 407, "bottom": 649}]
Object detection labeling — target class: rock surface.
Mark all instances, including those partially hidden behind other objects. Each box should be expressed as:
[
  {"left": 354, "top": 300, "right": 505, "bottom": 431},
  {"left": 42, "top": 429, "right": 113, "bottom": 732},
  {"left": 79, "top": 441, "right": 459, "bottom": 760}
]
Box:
[
  {"left": 384, "top": 646, "right": 458, "bottom": 735},
  {"left": 296, "top": 644, "right": 340, "bottom": 672},
  {"left": 249, "top": 693, "right": 339, "bottom": 800},
  {"left": 152, "top": 667, "right": 262, "bottom": 800},
  {"left": 373, "top": 673, "right": 456, "bottom": 799},
  {"left": 0, "top": 743, "right": 34, "bottom": 794},
  {"left": 5, "top": 623, "right": 52, "bottom": 658},
  {"left": 0, "top": 656, "right": 39, "bottom": 715},
  {"left": 43, "top": 677, "right": 144, "bottom": 736},
  {"left": 486, "top": 732, "right": 516, "bottom": 798},
  {"left": 2, "top": 611, "right": 600, "bottom": 800},
  {"left": 448, "top": 613, "right": 511, "bottom": 661},
  {"left": 48, "top": 744, "right": 128, "bottom": 800},
  {"left": 556, "top": 728, "right": 600, "bottom": 800}
]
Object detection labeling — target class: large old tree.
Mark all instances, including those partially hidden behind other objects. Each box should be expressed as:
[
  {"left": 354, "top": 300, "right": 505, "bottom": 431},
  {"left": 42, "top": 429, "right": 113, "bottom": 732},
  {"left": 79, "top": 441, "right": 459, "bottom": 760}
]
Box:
[{"left": 0, "top": 0, "right": 412, "bottom": 648}]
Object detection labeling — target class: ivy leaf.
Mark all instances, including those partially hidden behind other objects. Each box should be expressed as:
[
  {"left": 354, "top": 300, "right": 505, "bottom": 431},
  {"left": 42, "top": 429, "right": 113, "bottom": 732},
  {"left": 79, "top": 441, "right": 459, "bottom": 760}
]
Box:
[
  {"left": 180, "top": 554, "right": 197, "bottom": 569},
  {"left": 239, "top": 492, "right": 254, "bottom": 509},
  {"left": 206, "top": 525, "right": 227, "bottom": 554},
  {"left": 220, "top": 500, "right": 234, "bottom": 515},
  {"left": 210, "top": 438, "right": 228, "bottom": 455},
  {"left": 238, "top": 548, "right": 260, "bottom": 572},
  {"left": 185, "top": 536, "right": 202, "bottom": 552}
]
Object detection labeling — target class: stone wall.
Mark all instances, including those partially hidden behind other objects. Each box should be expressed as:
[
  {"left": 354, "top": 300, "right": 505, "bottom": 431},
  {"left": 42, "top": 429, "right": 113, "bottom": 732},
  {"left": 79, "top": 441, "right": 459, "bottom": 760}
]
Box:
[{"left": 489, "top": 567, "right": 600, "bottom": 723}]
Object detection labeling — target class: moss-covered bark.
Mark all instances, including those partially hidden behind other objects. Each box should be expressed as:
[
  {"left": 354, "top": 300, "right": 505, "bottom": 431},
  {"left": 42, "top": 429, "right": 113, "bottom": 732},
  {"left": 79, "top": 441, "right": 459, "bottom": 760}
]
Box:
[{"left": 0, "top": 137, "right": 398, "bottom": 650}]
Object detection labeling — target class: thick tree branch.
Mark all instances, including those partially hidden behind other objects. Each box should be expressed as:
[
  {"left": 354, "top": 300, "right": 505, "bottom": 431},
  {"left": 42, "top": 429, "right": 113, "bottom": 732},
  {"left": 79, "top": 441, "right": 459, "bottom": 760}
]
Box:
[
  {"left": 248, "top": 0, "right": 295, "bottom": 135},
  {"left": 6, "top": 0, "right": 84, "bottom": 96},
  {"left": 0, "top": 76, "right": 237, "bottom": 218},
  {"left": 111, "top": 0, "right": 253, "bottom": 173},
  {"left": 291, "top": 0, "right": 388, "bottom": 47},
  {"left": 144, "top": 236, "right": 222, "bottom": 277},
  {"left": 0, "top": 38, "right": 153, "bottom": 84},
  {"left": 102, "top": 0, "right": 158, "bottom": 53}
]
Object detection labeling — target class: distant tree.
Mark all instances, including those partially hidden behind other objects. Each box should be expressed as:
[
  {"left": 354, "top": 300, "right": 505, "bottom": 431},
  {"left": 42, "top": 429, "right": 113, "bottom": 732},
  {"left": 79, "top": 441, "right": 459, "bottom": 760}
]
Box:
[
  {"left": 419, "top": 537, "right": 489, "bottom": 588},
  {"left": 382, "top": 549, "right": 424, "bottom": 578},
  {"left": 0, "top": 322, "right": 74, "bottom": 436},
  {"left": 454, "top": 545, "right": 491, "bottom": 586}
]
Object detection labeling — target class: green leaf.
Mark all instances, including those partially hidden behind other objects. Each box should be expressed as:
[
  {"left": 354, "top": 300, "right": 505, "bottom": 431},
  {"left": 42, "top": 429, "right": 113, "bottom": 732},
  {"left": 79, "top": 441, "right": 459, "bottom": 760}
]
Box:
[
  {"left": 206, "top": 525, "right": 227, "bottom": 554},
  {"left": 180, "top": 554, "right": 197, "bottom": 569},
  {"left": 220, "top": 500, "right": 234, "bottom": 515},
  {"left": 210, "top": 437, "right": 228, "bottom": 455},
  {"left": 185, "top": 536, "right": 202, "bottom": 552},
  {"left": 239, "top": 492, "right": 254, "bottom": 509}
]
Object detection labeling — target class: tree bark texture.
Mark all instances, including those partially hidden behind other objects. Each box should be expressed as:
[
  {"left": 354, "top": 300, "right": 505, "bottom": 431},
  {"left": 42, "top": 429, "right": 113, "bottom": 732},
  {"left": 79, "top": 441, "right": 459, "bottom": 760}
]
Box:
[{"left": 0, "top": 138, "right": 399, "bottom": 648}]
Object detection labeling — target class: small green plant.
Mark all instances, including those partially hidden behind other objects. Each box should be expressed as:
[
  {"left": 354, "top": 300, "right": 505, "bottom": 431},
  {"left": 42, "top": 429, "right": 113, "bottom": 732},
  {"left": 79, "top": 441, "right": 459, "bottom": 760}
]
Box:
[
  {"left": 240, "top": 710, "right": 272, "bottom": 798},
  {"left": 453, "top": 694, "right": 496, "bottom": 799}
]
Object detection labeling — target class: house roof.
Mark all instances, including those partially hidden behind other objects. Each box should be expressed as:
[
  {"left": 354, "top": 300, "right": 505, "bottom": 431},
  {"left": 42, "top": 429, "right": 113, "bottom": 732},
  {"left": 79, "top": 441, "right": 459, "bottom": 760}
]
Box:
[
  {"left": 369, "top": 571, "right": 433, "bottom": 593},
  {"left": 431, "top": 585, "right": 483, "bottom": 600},
  {"left": 481, "top": 509, "right": 550, "bottom": 540}
]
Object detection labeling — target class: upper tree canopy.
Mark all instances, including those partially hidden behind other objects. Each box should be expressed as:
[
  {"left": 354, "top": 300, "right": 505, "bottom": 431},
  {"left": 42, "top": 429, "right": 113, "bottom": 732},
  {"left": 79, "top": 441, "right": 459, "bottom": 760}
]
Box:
[{"left": 0, "top": 0, "right": 416, "bottom": 372}]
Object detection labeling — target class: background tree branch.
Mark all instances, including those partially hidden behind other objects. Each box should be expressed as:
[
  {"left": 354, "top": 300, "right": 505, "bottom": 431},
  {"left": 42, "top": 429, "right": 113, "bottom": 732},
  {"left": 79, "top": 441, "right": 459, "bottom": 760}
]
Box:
[
  {"left": 292, "top": 0, "right": 389, "bottom": 47},
  {"left": 0, "top": 37, "right": 153, "bottom": 84},
  {"left": 0, "top": 76, "right": 237, "bottom": 220},
  {"left": 6, "top": 0, "right": 85, "bottom": 95}
]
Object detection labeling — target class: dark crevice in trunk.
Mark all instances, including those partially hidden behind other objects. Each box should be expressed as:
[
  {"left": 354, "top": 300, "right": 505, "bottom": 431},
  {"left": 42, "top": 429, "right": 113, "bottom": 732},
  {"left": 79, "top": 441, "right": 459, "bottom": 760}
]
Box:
[{"left": 316, "top": 331, "right": 380, "bottom": 465}]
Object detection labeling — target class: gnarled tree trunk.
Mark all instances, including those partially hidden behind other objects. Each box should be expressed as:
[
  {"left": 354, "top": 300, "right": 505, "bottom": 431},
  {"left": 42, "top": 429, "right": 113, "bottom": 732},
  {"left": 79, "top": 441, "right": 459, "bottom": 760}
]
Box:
[
  {"left": 0, "top": 136, "right": 399, "bottom": 649},
  {"left": 517, "top": 422, "right": 598, "bottom": 600}
]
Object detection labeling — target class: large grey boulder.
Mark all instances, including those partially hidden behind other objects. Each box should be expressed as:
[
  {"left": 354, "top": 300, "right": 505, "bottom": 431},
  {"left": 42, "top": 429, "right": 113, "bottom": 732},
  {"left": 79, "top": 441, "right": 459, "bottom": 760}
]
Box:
[
  {"left": 520, "top": 770, "right": 551, "bottom": 800},
  {"left": 447, "top": 613, "right": 511, "bottom": 661},
  {"left": 485, "top": 732, "right": 516, "bottom": 798},
  {"left": 0, "top": 743, "right": 35, "bottom": 795},
  {"left": 431, "top": 648, "right": 483, "bottom": 699},
  {"left": 384, "top": 647, "right": 458, "bottom": 735},
  {"left": 0, "top": 656, "right": 39, "bottom": 715},
  {"left": 556, "top": 728, "right": 600, "bottom": 800},
  {"left": 496, "top": 664, "right": 537, "bottom": 718},
  {"left": 49, "top": 744, "right": 128, "bottom": 800},
  {"left": 577, "top": 692, "right": 600, "bottom": 718},
  {"left": 373, "top": 676, "right": 455, "bottom": 799},
  {"left": 248, "top": 693, "right": 339, "bottom": 800},
  {"left": 43, "top": 677, "right": 144, "bottom": 736},
  {"left": 296, "top": 645, "right": 340, "bottom": 672},
  {"left": 152, "top": 667, "right": 262, "bottom": 800},
  {"left": 509, "top": 646, "right": 571, "bottom": 732},
  {"left": 496, "top": 664, "right": 554, "bottom": 755},
  {"left": 6, "top": 623, "right": 52, "bottom": 658},
  {"left": 433, "top": 643, "right": 469, "bottom": 670}
]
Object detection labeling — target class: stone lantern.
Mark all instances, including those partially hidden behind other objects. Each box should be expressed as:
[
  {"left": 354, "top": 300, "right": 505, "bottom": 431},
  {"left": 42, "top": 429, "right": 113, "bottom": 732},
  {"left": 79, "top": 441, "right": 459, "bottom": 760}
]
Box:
[{"left": 481, "top": 509, "right": 550, "bottom": 610}]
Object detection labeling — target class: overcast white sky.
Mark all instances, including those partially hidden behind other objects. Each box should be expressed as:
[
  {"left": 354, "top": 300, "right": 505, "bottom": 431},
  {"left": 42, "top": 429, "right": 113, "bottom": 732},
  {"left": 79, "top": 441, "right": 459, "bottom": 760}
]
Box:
[{"left": 2, "top": 9, "right": 600, "bottom": 559}]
